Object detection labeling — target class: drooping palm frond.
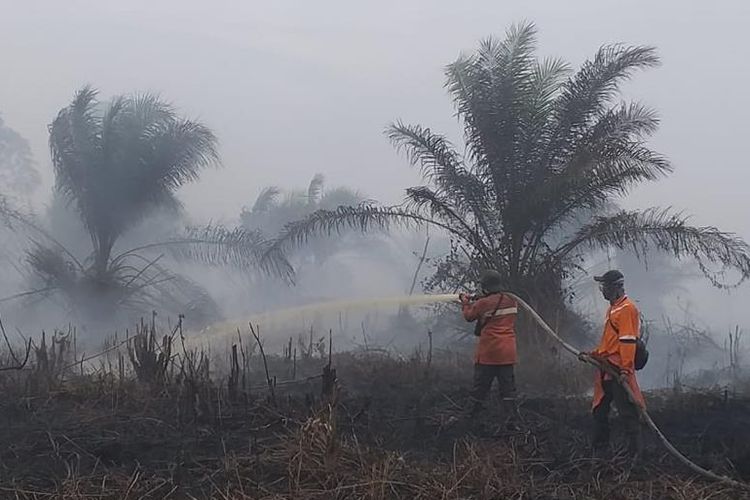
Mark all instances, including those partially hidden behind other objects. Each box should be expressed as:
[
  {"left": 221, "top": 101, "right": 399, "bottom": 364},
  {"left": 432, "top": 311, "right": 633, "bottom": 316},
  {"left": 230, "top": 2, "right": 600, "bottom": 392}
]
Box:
[
  {"left": 126, "top": 225, "right": 294, "bottom": 280},
  {"left": 268, "top": 204, "right": 437, "bottom": 255},
  {"left": 549, "top": 208, "right": 750, "bottom": 286},
  {"left": 25, "top": 244, "right": 78, "bottom": 290},
  {"left": 147, "top": 118, "right": 219, "bottom": 190},
  {"left": 386, "top": 122, "right": 463, "bottom": 183},
  {"left": 0, "top": 195, "right": 84, "bottom": 271},
  {"left": 524, "top": 103, "right": 671, "bottom": 239},
  {"left": 386, "top": 122, "right": 496, "bottom": 240},
  {"left": 118, "top": 261, "right": 222, "bottom": 326},
  {"left": 13, "top": 239, "right": 222, "bottom": 324}
]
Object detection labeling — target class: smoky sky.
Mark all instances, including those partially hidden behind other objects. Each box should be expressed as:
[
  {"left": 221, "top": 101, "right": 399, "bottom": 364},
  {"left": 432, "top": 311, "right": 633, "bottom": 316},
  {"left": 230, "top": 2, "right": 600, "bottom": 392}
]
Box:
[{"left": 2, "top": 0, "right": 750, "bottom": 328}]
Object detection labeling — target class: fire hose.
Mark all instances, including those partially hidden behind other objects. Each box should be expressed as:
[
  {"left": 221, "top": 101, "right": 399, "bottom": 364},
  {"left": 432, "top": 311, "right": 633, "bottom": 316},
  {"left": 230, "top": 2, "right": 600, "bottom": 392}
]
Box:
[{"left": 502, "top": 292, "right": 749, "bottom": 490}]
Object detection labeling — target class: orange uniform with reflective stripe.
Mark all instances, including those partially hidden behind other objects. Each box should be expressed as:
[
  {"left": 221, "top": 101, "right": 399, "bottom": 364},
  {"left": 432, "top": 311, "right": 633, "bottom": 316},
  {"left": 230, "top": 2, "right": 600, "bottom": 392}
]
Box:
[
  {"left": 462, "top": 293, "right": 518, "bottom": 365},
  {"left": 591, "top": 296, "right": 645, "bottom": 409}
]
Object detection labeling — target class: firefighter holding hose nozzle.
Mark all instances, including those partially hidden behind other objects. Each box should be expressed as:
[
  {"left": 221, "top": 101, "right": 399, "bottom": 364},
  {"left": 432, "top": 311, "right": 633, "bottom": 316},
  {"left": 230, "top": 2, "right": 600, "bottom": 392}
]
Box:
[
  {"left": 579, "top": 270, "right": 646, "bottom": 459},
  {"left": 459, "top": 269, "right": 519, "bottom": 416}
]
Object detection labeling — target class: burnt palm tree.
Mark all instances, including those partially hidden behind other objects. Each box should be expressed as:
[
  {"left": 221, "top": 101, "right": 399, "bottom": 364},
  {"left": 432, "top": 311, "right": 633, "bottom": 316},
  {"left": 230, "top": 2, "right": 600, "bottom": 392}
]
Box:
[
  {"left": 1, "top": 87, "right": 290, "bottom": 324},
  {"left": 269, "top": 23, "right": 750, "bottom": 314}
]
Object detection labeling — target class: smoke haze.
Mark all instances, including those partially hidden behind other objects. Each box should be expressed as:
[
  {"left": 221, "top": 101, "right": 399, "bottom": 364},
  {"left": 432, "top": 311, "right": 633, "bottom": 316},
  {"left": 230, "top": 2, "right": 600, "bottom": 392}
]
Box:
[{"left": 1, "top": 0, "right": 749, "bottom": 353}]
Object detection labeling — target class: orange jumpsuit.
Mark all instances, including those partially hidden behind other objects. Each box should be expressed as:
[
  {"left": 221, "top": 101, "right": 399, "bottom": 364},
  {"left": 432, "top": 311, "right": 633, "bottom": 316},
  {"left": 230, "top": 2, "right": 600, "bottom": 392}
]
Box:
[
  {"left": 462, "top": 293, "right": 518, "bottom": 365},
  {"left": 591, "top": 295, "right": 645, "bottom": 410}
]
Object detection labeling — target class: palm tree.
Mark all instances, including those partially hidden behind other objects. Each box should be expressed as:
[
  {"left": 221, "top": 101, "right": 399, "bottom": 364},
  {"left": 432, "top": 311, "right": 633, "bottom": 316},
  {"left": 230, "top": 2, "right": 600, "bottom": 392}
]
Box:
[
  {"left": 1, "top": 87, "right": 290, "bottom": 324},
  {"left": 241, "top": 174, "right": 368, "bottom": 265},
  {"left": 268, "top": 23, "right": 750, "bottom": 318}
]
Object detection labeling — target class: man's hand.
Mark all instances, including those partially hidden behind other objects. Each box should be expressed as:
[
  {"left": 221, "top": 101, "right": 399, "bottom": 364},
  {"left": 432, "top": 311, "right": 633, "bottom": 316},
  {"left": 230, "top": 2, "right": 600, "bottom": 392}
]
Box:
[
  {"left": 577, "top": 351, "right": 591, "bottom": 362},
  {"left": 458, "top": 293, "right": 471, "bottom": 304},
  {"left": 618, "top": 370, "right": 632, "bottom": 384}
]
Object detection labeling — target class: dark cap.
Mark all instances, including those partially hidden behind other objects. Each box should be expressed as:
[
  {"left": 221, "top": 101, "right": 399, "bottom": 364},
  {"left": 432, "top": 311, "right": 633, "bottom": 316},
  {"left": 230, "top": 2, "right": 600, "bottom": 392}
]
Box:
[
  {"left": 594, "top": 270, "right": 624, "bottom": 285},
  {"left": 479, "top": 269, "right": 503, "bottom": 293}
]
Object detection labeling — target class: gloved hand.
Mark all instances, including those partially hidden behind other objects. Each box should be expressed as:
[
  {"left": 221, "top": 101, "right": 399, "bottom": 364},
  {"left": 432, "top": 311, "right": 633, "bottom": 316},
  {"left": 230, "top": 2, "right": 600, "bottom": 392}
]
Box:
[
  {"left": 577, "top": 351, "right": 591, "bottom": 362},
  {"left": 617, "top": 369, "right": 632, "bottom": 384}
]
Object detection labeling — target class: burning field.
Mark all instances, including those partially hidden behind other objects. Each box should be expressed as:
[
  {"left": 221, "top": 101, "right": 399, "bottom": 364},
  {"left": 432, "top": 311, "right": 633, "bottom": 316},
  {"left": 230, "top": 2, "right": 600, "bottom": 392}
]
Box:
[{"left": 0, "top": 323, "right": 748, "bottom": 500}]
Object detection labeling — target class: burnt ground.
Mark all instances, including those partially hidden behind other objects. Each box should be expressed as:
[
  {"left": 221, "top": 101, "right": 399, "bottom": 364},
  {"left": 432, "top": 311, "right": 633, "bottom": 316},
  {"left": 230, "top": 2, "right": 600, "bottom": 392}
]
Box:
[{"left": 0, "top": 351, "right": 749, "bottom": 499}]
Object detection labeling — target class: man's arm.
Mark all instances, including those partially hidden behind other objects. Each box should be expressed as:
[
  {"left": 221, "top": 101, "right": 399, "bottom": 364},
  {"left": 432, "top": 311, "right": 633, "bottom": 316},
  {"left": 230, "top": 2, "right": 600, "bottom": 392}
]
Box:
[
  {"left": 615, "top": 306, "right": 639, "bottom": 373},
  {"left": 461, "top": 295, "right": 486, "bottom": 322}
]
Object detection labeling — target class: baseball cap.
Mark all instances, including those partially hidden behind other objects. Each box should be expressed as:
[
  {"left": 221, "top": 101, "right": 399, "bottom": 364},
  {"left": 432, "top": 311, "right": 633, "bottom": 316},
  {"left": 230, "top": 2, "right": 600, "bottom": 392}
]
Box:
[{"left": 594, "top": 269, "right": 624, "bottom": 285}]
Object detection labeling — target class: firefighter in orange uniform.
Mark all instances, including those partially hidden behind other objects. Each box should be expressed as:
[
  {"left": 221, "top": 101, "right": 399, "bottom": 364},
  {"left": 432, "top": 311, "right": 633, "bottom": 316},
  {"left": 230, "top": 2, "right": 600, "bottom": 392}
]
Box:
[
  {"left": 459, "top": 270, "right": 518, "bottom": 415},
  {"left": 580, "top": 270, "right": 645, "bottom": 457}
]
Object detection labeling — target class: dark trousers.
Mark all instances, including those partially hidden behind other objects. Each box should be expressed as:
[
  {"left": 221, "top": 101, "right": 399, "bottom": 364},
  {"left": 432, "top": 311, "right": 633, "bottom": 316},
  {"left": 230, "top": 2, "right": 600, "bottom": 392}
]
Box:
[
  {"left": 593, "top": 379, "right": 643, "bottom": 455},
  {"left": 470, "top": 363, "right": 516, "bottom": 414}
]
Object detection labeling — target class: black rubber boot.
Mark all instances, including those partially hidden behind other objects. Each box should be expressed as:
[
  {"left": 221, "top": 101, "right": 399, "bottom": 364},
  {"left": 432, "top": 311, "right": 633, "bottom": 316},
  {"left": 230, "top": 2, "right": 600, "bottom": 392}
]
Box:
[
  {"left": 626, "top": 422, "right": 644, "bottom": 462},
  {"left": 592, "top": 416, "right": 610, "bottom": 453}
]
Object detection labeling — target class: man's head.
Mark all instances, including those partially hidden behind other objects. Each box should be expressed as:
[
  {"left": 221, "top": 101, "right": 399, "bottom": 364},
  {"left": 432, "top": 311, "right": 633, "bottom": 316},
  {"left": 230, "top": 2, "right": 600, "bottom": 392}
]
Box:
[
  {"left": 479, "top": 269, "right": 503, "bottom": 294},
  {"left": 594, "top": 270, "right": 625, "bottom": 302}
]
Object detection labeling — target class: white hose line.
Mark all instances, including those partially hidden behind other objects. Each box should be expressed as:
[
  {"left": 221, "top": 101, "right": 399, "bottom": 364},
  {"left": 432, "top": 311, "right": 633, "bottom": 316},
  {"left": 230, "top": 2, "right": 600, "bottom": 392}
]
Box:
[{"left": 505, "top": 292, "right": 749, "bottom": 490}]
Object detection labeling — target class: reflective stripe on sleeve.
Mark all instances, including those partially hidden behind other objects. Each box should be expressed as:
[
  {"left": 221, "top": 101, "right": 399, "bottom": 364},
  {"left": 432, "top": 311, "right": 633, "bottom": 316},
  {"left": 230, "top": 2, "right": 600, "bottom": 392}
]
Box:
[{"left": 485, "top": 307, "right": 518, "bottom": 317}]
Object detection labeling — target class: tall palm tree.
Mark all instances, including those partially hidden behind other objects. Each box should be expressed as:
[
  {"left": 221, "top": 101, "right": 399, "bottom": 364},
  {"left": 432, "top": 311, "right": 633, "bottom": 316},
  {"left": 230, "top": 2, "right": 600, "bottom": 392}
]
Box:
[
  {"left": 269, "top": 23, "right": 750, "bottom": 316},
  {"left": 1, "top": 87, "right": 290, "bottom": 324},
  {"left": 48, "top": 87, "right": 221, "bottom": 276}
]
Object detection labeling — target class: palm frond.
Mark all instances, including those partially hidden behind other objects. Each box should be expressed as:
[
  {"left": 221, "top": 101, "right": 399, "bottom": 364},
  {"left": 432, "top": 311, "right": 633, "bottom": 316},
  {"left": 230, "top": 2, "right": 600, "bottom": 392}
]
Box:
[
  {"left": 405, "top": 186, "right": 494, "bottom": 265},
  {"left": 550, "top": 208, "right": 750, "bottom": 286},
  {"left": 269, "top": 204, "right": 435, "bottom": 254},
  {"left": 148, "top": 118, "right": 219, "bottom": 191},
  {"left": 49, "top": 85, "right": 102, "bottom": 213},
  {"left": 148, "top": 275, "right": 221, "bottom": 326},
  {"left": 387, "top": 121, "right": 495, "bottom": 237},
  {"left": 516, "top": 57, "right": 571, "bottom": 173},
  {"left": 307, "top": 174, "right": 325, "bottom": 205},
  {"left": 444, "top": 22, "right": 540, "bottom": 217},
  {"left": 118, "top": 260, "right": 222, "bottom": 326},
  {"left": 0, "top": 287, "right": 58, "bottom": 305},
  {"left": 124, "top": 225, "right": 293, "bottom": 280},
  {"left": 529, "top": 57, "right": 571, "bottom": 110},
  {"left": 386, "top": 122, "right": 462, "bottom": 182},
  {"left": 251, "top": 186, "right": 281, "bottom": 214},
  {"left": 319, "top": 187, "right": 365, "bottom": 210},
  {"left": 592, "top": 102, "right": 661, "bottom": 140},
  {"left": 546, "top": 44, "right": 660, "bottom": 168},
  {"left": 0, "top": 196, "right": 85, "bottom": 270},
  {"left": 25, "top": 244, "right": 79, "bottom": 289},
  {"left": 521, "top": 102, "right": 670, "bottom": 242}
]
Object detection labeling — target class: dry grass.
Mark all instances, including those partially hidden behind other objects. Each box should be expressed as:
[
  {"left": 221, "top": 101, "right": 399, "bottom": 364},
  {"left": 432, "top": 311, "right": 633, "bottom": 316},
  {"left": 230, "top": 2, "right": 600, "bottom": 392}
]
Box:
[{"left": 0, "top": 323, "right": 748, "bottom": 499}]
